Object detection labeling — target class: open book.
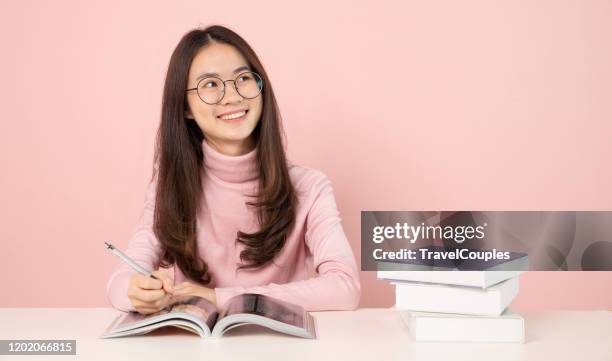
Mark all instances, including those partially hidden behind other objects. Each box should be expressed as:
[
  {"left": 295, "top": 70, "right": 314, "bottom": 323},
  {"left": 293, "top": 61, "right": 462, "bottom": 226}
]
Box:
[{"left": 101, "top": 293, "right": 316, "bottom": 339}]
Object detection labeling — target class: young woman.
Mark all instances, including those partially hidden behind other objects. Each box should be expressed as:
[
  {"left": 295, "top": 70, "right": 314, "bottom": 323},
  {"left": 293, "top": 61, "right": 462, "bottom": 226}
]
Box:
[{"left": 106, "top": 25, "right": 360, "bottom": 314}]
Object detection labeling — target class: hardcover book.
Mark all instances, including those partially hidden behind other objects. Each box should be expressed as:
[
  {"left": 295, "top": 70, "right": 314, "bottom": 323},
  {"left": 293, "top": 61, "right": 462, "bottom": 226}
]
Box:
[
  {"left": 398, "top": 308, "right": 525, "bottom": 343},
  {"left": 393, "top": 276, "right": 519, "bottom": 316},
  {"left": 377, "top": 246, "right": 528, "bottom": 288}
]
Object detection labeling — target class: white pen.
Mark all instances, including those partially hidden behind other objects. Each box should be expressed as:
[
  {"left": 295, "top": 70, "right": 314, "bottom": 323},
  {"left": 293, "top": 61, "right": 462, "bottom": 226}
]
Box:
[{"left": 104, "top": 242, "right": 159, "bottom": 280}]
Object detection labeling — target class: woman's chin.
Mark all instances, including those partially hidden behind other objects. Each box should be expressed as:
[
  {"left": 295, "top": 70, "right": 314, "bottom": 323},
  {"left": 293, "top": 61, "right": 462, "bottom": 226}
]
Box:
[{"left": 220, "top": 123, "right": 257, "bottom": 139}]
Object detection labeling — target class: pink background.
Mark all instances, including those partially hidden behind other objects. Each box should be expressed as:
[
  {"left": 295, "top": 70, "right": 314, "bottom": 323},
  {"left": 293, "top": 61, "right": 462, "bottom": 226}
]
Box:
[{"left": 1, "top": 0, "right": 610, "bottom": 309}]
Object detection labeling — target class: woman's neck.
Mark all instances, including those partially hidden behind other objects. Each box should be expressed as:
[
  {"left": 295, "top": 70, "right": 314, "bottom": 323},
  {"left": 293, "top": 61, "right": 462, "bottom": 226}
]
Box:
[
  {"left": 204, "top": 137, "right": 255, "bottom": 156},
  {"left": 201, "top": 137, "right": 258, "bottom": 184}
]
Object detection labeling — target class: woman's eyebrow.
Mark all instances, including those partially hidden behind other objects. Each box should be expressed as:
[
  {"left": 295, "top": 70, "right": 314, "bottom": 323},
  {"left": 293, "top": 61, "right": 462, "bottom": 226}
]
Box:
[{"left": 195, "top": 66, "right": 251, "bottom": 81}]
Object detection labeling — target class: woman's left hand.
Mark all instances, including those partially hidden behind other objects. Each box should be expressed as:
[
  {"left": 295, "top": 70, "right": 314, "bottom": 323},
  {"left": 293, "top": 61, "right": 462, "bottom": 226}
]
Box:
[{"left": 171, "top": 281, "right": 217, "bottom": 305}]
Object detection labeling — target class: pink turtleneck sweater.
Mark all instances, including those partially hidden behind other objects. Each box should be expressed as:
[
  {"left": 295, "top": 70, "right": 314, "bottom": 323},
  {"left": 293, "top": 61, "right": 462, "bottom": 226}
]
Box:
[{"left": 106, "top": 139, "right": 361, "bottom": 312}]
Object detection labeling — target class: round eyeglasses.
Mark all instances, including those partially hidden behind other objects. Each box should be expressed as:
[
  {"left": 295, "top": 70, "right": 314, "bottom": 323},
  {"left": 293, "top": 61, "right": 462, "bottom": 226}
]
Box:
[{"left": 186, "top": 71, "right": 263, "bottom": 105}]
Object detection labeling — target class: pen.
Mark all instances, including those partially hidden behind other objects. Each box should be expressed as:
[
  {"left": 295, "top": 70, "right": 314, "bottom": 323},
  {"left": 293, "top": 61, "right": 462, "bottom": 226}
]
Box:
[{"left": 104, "top": 242, "right": 159, "bottom": 280}]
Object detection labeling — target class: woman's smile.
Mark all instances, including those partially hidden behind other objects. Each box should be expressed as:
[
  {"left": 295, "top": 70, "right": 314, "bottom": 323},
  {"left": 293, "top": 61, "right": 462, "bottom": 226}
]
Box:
[{"left": 217, "top": 108, "right": 249, "bottom": 123}]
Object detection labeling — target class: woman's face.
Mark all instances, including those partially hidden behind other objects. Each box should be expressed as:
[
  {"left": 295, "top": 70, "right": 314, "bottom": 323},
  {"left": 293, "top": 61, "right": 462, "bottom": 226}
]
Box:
[{"left": 185, "top": 42, "right": 263, "bottom": 155}]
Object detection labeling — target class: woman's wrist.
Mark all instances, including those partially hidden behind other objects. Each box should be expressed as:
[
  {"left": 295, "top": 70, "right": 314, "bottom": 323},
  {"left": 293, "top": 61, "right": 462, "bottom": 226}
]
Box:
[
  {"left": 172, "top": 281, "right": 217, "bottom": 306},
  {"left": 202, "top": 288, "right": 217, "bottom": 305}
]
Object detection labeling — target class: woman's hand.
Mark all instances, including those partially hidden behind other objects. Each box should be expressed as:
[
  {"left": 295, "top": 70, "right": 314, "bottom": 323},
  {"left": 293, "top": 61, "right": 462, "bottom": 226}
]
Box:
[
  {"left": 127, "top": 269, "right": 175, "bottom": 315},
  {"left": 171, "top": 281, "right": 217, "bottom": 306}
]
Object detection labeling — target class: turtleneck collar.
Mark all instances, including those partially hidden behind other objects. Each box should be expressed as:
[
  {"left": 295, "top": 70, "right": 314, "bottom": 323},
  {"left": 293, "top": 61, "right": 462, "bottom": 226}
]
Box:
[{"left": 202, "top": 138, "right": 258, "bottom": 184}]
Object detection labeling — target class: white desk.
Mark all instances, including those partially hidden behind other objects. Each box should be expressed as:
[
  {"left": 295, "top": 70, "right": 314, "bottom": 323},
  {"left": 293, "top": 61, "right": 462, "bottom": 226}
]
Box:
[{"left": 0, "top": 308, "right": 610, "bottom": 361}]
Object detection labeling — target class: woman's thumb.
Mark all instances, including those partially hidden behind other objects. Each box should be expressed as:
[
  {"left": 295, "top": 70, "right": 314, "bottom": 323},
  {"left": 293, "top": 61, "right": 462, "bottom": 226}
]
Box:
[{"left": 152, "top": 270, "right": 174, "bottom": 293}]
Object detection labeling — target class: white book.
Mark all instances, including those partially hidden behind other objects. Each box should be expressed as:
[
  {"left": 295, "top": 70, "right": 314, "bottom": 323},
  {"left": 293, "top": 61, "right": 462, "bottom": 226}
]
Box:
[
  {"left": 378, "top": 270, "right": 523, "bottom": 288},
  {"left": 394, "top": 276, "right": 519, "bottom": 316},
  {"left": 398, "top": 308, "right": 525, "bottom": 343}
]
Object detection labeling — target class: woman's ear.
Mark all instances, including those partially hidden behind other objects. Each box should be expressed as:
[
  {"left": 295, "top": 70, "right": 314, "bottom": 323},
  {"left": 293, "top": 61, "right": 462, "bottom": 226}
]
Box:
[
  {"left": 183, "top": 96, "right": 195, "bottom": 119},
  {"left": 184, "top": 100, "right": 195, "bottom": 120}
]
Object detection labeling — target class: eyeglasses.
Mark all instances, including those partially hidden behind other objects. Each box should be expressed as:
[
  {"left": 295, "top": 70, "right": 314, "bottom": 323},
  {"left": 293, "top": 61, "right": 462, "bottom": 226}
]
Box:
[{"left": 186, "top": 71, "right": 263, "bottom": 105}]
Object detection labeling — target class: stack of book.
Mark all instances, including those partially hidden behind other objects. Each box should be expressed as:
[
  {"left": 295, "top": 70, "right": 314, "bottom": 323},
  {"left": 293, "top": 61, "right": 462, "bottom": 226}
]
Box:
[{"left": 378, "top": 253, "right": 528, "bottom": 343}]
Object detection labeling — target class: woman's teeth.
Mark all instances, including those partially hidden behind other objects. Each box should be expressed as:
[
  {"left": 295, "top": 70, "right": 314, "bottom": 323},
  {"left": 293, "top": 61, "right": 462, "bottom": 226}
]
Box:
[{"left": 219, "top": 110, "right": 246, "bottom": 120}]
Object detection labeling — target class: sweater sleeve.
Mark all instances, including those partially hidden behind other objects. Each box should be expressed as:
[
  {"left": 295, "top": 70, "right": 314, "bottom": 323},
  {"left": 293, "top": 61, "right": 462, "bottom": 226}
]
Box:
[
  {"left": 214, "top": 173, "right": 361, "bottom": 311},
  {"left": 105, "top": 172, "right": 164, "bottom": 312}
]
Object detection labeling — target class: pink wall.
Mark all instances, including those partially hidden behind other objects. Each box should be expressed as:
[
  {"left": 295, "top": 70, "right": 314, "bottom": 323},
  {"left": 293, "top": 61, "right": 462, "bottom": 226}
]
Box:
[{"left": 1, "top": 0, "right": 610, "bottom": 309}]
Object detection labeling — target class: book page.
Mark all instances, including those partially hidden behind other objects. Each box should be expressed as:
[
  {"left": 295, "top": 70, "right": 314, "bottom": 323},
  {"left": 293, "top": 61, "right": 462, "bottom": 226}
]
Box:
[
  {"left": 167, "top": 296, "right": 220, "bottom": 329},
  {"left": 219, "top": 293, "right": 305, "bottom": 329},
  {"left": 113, "top": 296, "right": 220, "bottom": 332}
]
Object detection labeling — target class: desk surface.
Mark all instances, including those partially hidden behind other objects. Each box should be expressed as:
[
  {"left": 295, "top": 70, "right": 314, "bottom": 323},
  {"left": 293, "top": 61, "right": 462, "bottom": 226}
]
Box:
[{"left": 0, "top": 308, "right": 610, "bottom": 361}]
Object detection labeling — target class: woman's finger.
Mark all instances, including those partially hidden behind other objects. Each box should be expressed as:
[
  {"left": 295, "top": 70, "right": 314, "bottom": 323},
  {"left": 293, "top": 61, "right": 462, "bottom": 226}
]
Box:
[
  {"left": 135, "top": 288, "right": 166, "bottom": 302},
  {"left": 135, "top": 274, "right": 163, "bottom": 290},
  {"left": 152, "top": 293, "right": 174, "bottom": 308},
  {"left": 151, "top": 270, "right": 174, "bottom": 293}
]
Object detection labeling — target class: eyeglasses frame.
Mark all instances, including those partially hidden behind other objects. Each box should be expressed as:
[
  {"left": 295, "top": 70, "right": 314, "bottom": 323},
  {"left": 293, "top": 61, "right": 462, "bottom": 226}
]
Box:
[{"left": 185, "top": 71, "right": 263, "bottom": 105}]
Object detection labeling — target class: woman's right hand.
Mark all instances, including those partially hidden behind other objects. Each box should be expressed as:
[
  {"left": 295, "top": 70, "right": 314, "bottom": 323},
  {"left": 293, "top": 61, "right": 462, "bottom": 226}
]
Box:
[{"left": 127, "top": 269, "right": 175, "bottom": 314}]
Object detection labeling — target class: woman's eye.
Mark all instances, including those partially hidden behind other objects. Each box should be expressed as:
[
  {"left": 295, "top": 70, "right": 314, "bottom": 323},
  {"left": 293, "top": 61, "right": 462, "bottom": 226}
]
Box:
[
  {"left": 203, "top": 81, "right": 217, "bottom": 88},
  {"left": 237, "top": 75, "right": 252, "bottom": 82}
]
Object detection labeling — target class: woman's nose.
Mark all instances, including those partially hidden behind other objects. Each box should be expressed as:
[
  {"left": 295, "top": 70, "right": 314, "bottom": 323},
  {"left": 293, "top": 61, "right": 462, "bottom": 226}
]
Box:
[{"left": 220, "top": 80, "right": 242, "bottom": 104}]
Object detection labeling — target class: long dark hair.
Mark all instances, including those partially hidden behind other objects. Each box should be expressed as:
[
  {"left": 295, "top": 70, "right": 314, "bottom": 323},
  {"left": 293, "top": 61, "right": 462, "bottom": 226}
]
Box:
[{"left": 152, "top": 25, "right": 297, "bottom": 284}]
